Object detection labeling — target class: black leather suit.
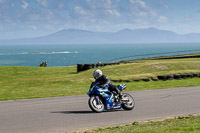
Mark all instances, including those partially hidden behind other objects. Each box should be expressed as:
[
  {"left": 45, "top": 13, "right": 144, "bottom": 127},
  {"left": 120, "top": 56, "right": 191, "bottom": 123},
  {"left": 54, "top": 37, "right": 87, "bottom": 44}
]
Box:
[{"left": 95, "top": 75, "right": 120, "bottom": 95}]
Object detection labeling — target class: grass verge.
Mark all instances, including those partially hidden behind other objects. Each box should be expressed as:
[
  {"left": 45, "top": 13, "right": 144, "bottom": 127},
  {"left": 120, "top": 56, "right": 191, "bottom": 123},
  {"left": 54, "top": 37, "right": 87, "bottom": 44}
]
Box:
[
  {"left": 83, "top": 114, "right": 200, "bottom": 133},
  {"left": 0, "top": 58, "right": 200, "bottom": 101}
]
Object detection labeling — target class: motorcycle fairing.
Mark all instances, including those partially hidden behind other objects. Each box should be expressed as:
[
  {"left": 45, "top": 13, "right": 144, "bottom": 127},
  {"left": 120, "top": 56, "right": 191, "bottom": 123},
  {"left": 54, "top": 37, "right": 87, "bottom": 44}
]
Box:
[
  {"left": 118, "top": 84, "right": 126, "bottom": 91},
  {"left": 87, "top": 82, "right": 122, "bottom": 110}
]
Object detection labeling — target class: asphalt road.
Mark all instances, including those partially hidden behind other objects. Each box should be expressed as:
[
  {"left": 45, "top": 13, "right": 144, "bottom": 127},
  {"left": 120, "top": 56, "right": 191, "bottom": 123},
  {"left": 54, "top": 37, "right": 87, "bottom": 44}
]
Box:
[{"left": 0, "top": 86, "right": 200, "bottom": 133}]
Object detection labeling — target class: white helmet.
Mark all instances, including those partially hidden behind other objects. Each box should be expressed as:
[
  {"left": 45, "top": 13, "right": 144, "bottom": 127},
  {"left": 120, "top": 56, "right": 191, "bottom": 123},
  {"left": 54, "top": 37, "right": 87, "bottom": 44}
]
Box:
[{"left": 93, "top": 69, "right": 102, "bottom": 79}]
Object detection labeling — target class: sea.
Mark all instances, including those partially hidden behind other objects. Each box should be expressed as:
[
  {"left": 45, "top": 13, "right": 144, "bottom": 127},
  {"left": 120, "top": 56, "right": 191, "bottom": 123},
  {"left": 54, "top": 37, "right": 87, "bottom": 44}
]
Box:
[{"left": 0, "top": 43, "right": 200, "bottom": 67}]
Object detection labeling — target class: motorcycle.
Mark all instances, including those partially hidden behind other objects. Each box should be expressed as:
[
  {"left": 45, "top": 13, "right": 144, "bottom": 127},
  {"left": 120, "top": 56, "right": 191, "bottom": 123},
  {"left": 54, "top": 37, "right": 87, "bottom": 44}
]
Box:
[{"left": 87, "top": 82, "right": 135, "bottom": 113}]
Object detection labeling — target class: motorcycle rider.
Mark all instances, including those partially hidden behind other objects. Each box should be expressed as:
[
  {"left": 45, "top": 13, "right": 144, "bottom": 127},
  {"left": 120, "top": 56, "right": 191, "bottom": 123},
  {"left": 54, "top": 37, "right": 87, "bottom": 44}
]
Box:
[{"left": 93, "top": 69, "right": 122, "bottom": 98}]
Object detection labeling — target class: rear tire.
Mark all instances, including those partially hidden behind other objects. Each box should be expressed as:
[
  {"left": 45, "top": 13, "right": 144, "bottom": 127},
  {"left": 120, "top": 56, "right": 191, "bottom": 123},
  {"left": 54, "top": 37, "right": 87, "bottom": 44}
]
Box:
[
  {"left": 121, "top": 93, "right": 135, "bottom": 110},
  {"left": 88, "top": 96, "right": 104, "bottom": 113}
]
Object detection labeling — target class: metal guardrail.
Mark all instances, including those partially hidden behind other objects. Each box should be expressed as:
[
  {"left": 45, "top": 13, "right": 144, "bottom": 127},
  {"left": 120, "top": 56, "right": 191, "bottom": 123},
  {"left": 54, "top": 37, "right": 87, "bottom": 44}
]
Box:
[{"left": 108, "top": 49, "right": 200, "bottom": 63}]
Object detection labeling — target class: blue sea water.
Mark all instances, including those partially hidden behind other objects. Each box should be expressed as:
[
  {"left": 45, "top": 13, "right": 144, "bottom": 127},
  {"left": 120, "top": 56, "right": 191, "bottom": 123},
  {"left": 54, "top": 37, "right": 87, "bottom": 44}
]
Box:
[{"left": 0, "top": 43, "right": 200, "bottom": 67}]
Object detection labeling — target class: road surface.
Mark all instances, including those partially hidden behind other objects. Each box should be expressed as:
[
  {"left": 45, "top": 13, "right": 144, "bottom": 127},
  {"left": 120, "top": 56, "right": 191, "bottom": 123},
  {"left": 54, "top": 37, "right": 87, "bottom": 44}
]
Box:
[{"left": 0, "top": 86, "right": 200, "bottom": 133}]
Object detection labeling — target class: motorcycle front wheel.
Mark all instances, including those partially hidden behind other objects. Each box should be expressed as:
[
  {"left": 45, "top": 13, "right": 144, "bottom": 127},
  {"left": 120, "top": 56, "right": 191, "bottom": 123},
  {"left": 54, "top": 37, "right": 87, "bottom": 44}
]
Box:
[
  {"left": 121, "top": 93, "right": 135, "bottom": 110},
  {"left": 88, "top": 96, "right": 104, "bottom": 113}
]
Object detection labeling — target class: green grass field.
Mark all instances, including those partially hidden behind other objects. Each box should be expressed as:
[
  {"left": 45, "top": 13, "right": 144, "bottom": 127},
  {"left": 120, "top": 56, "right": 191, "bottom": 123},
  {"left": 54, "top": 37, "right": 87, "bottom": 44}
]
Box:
[
  {"left": 84, "top": 115, "right": 200, "bottom": 133},
  {"left": 0, "top": 58, "right": 200, "bottom": 101}
]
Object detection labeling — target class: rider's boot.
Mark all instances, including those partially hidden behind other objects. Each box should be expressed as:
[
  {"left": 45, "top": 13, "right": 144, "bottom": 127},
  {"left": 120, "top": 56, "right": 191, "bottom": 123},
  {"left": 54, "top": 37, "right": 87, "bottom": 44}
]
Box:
[
  {"left": 119, "top": 92, "right": 122, "bottom": 99},
  {"left": 115, "top": 88, "right": 122, "bottom": 99}
]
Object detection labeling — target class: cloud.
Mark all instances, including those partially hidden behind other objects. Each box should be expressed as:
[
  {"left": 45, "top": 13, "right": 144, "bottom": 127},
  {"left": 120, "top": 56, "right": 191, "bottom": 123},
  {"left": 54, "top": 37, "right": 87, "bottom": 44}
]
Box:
[
  {"left": 136, "top": 11, "right": 147, "bottom": 17},
  {"left": 1, "top": 1, "right": 155, "bottom": 25},
  {"left": 149, "top": 10, "right": 157, "bottom": 18},
  {"left": 28, "top": 13, "right": 40, "bottom": 21},
  {"left": 129, "top": 0, "right": 135, "bottom": 4},
  {"left": 129, "top": 0, "right": 147, "bottom": 8},
  {"left": 0, "top": 0, "right": 6, "bottom": 4},
  {"left": 106, "top": 9, "right": 121, "bottom": 17},
  {"left": 36, "top": 0, "right": 48, "bottom": 7},
  {"left": 29, "top": 25, "right": 37, "bottom": 30},
  {"left": 74, "top": 6, "right": 88, "bottom": 15},
  {"left": 85, "top": 0, "right": 113, "bottom": 9},
  {"left": 71, "top": 0, "right": 122, "bottom": 24},
  {"left": 21, "top": 1, "right": 29, "bottom": 9},
  {"left": 0, "top": 0, "right": 180, "bottom": 39},
  {"left": 162, "top": 3, "right": 169, "bottom": 9},
  {"left": 136, "top": 0, "right": 147, "bottom": 8},
  {"left": 126, "top": 0, "right": 160, "bottom": 23},
  {"left": 157, "top": 16, "right": 168, "bottom": 23},
  {"left": 184, "top": 15, "right": 195, "bottom": 22}
]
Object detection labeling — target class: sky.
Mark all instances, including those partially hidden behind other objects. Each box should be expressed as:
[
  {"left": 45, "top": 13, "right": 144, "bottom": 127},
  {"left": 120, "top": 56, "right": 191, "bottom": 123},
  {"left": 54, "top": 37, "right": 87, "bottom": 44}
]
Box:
[{"left": 1, "top": 0, "right": 200, "bottom": 39}]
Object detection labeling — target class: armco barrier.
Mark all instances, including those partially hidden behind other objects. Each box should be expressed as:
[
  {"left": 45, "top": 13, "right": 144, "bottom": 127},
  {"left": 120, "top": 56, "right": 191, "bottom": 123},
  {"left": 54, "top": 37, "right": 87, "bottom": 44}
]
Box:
[
  {"left": 77, "top": 64, "right": 84, "bottom": 72},
  {"left": 108, "top": 49, "right": 200, "bottom": 63},
  {"left": 77, "top": 63, "right": 120, "bottom": 72}
]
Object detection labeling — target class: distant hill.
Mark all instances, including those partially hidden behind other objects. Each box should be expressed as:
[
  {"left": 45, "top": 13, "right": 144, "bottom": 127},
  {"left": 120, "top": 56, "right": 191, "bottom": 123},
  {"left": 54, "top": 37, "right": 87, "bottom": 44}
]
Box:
[{"left": 1, "top": 27, "right": 200, "bottom": 44}]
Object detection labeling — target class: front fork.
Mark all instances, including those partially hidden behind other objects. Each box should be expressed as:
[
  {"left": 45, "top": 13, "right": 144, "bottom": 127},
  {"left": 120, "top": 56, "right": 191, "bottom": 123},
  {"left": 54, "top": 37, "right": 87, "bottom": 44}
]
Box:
[
  {"left": 95, "top": 94, "right": 114, "bottom": 110},
  {"left": 95, "top": 92, "right": 121, "bottom": 110},
  {"left": 95, "top": 96, "right": 100, "bottom": 105}
]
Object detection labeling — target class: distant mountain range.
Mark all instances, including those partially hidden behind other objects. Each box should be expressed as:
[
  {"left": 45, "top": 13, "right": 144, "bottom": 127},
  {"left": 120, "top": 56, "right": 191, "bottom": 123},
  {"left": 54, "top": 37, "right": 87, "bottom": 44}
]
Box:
[{"left": 1, "top": 27, "right": 200, "bottom": 44}]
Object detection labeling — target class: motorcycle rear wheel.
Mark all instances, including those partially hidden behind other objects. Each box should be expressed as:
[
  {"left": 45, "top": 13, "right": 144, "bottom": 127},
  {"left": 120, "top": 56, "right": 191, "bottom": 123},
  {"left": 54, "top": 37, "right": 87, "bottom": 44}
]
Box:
[
  {"left": 121, "top": 93, "right": 135, "bottom": 110},
  {"left": 88, "top": 96, "right": 104, "bottom": 113}
]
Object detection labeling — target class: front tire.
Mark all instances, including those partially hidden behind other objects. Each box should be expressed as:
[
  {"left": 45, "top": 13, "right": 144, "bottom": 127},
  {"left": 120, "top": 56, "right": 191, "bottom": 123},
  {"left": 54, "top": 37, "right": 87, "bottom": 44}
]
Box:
[
  {"left": 121, "top": 93, "right": 135, "bottom": 110},
  {"left": 88, "top": 96, "right": 104, "bottom": 113}
]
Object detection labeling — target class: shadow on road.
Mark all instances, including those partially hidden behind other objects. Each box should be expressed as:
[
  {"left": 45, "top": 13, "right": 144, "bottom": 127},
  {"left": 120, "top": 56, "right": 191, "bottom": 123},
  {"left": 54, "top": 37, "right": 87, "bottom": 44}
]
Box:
[
  {"left": 52, "top": 110, "right": 94, "bottom": 114},
  {"left": 52, "top": 109, "right": 123, "bottom": 114}
]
